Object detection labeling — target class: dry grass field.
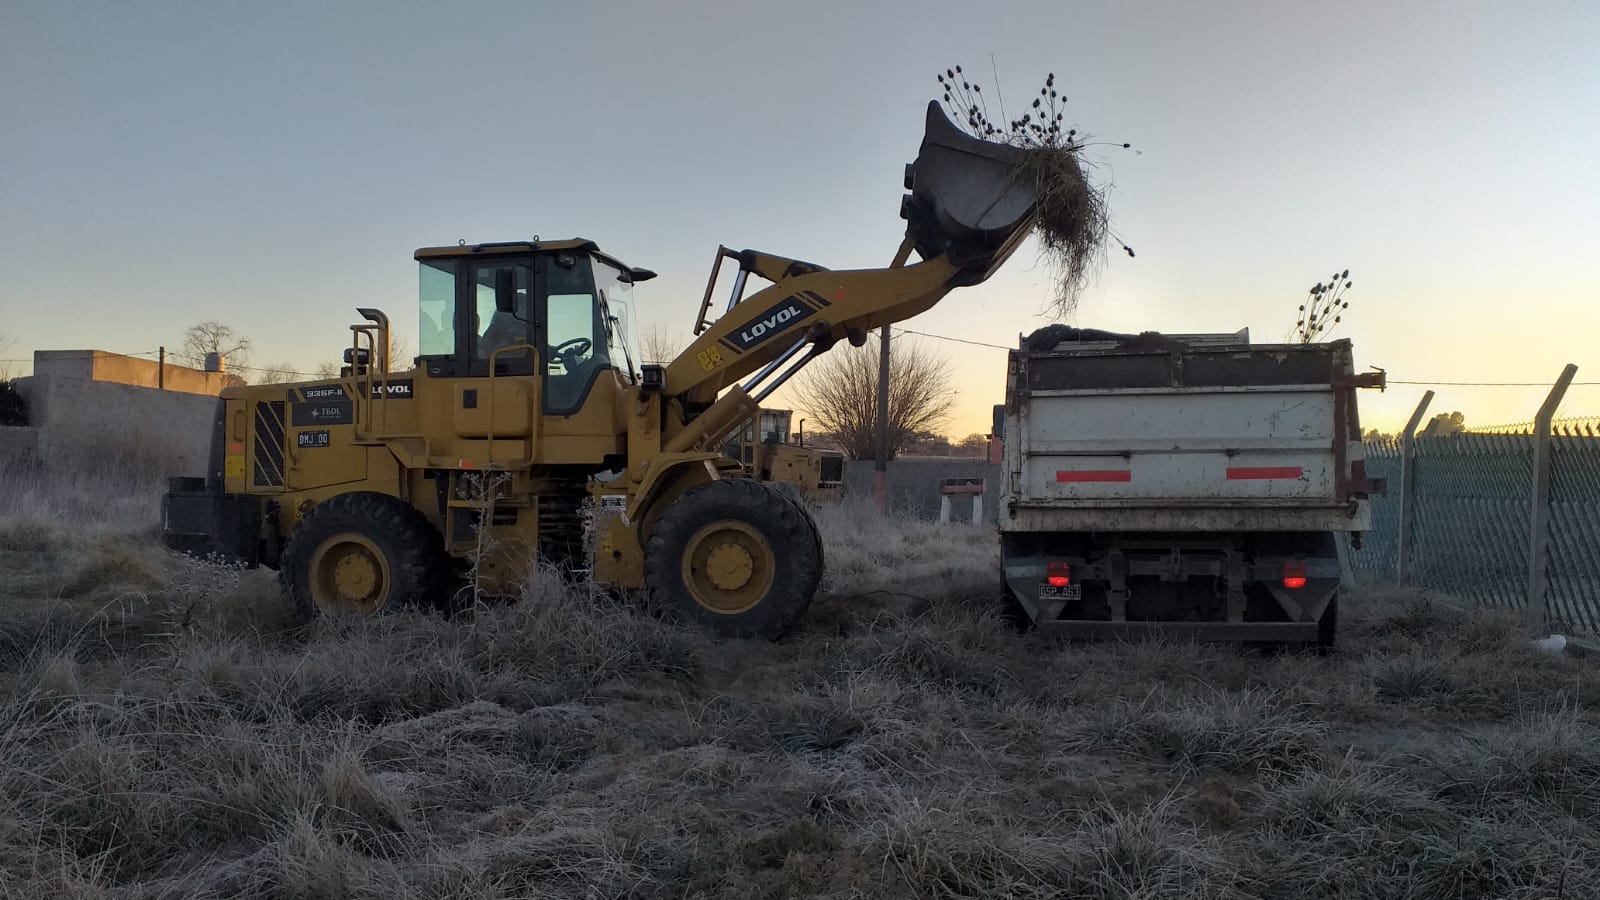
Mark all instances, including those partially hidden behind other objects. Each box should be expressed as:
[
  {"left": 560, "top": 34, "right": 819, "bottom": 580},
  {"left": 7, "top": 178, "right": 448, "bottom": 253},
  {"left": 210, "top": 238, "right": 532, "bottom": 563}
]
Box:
[{"left": 2, "top": 450, "right": 1598, "bottom": 899}]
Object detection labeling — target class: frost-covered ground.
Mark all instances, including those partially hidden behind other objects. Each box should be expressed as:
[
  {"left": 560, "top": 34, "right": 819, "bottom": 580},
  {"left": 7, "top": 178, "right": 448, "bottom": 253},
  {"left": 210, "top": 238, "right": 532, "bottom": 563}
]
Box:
[{"left": 2, "top": 463, "right": 1598, "bottom": 899}]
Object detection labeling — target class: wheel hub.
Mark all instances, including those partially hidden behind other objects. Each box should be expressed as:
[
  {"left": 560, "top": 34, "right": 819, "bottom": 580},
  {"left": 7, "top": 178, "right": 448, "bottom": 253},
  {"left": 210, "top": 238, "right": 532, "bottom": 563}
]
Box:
[
  {"left": 333, "top": 552, "right": 379, "bottom": 599},
  {"left": 705, "top": 542, "right": 754, "bottom": 590},
  {"left": 309, "top": 533, "right": 390, "bottom": 614},
  {"left": 680, "top": 519, "right": 775, "bottom": 615}
]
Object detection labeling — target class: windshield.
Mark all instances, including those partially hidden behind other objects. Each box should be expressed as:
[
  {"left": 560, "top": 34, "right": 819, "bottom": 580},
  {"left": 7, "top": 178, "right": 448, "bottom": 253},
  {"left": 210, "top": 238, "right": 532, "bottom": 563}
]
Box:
[
  {"left": 758, "top": 411, "right": 790, "bottom": 444},
  {"left": 594, "top": 258, "right": 640, "bottom": 383}
]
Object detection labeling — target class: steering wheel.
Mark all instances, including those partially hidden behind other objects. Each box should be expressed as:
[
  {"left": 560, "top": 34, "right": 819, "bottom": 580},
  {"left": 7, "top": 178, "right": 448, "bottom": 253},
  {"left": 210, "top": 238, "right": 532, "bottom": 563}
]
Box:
[{"left": 552, "top": 336, "right": 593, "bottom": 371}]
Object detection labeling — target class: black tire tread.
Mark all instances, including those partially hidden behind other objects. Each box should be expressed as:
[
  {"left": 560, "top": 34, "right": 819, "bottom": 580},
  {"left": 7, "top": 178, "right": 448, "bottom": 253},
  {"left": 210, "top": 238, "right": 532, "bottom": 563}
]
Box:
[
  {"left": 643, "top": 478, "right": 822, "bottom": 640},
  {"left": 279, "top": 492, "right": 447, "bottom": 620}
]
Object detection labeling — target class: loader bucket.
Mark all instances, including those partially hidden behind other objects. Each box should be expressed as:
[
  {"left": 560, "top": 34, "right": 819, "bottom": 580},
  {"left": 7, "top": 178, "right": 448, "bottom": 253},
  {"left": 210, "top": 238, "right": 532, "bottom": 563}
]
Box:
[{"left": 901, "top": 101, "right": 1037, "bottom": 276}]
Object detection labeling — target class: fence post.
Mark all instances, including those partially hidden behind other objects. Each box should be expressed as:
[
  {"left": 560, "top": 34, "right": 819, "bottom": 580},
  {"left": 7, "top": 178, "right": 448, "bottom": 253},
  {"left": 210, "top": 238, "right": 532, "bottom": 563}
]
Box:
[
  {"left": 1397, "top": 391, "right": 1435, "bottom": 585},
  {"left": 1527, "top": 364, "right": 1579, "bottom": 634}
]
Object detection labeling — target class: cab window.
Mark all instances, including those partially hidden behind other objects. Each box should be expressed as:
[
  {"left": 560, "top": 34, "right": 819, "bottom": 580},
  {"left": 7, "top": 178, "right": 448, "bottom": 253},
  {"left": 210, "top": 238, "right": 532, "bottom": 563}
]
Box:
[
  {"left": 543, "top": 258, "right": 612, "bottom": 414},
  {"left": 471, "top": 261, "right": 533, "bottom": 374},
  {"left": 417, "top": 259, "right": 457, "bottom": 358}
]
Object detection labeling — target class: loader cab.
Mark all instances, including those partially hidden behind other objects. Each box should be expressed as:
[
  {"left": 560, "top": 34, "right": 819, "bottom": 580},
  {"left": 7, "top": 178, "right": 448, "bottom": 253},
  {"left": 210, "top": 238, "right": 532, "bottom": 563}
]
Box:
[{"left": 414, "top": 240, "right": 651, "bottom": 416}]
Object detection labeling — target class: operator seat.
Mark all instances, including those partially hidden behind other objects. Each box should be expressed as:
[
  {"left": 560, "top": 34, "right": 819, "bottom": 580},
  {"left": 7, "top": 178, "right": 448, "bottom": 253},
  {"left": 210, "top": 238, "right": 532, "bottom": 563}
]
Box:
[{"left": 479, "top": 298, "right": 530, "bottom": 361}]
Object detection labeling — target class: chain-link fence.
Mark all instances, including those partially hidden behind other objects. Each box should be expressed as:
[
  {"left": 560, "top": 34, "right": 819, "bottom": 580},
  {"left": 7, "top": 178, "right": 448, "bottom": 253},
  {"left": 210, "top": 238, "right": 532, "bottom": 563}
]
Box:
[{"left": 1351, "top": 422, "right": 1600, "bottom": 636}]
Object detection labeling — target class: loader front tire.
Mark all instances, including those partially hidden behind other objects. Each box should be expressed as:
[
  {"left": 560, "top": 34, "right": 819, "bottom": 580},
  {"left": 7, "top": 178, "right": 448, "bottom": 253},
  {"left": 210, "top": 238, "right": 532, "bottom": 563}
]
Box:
[
  {"left": 280, "top": 492, "right": 445, "bottom": 619},
  {"left": 644, "top": 479, "right": 822, "bottom": 640}
]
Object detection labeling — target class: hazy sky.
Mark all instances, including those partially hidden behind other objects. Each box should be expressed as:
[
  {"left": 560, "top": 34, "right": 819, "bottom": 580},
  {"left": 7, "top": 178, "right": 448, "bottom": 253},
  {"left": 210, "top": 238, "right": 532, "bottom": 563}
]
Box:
[{"left": 4, "top": 0, "right": 1598, "bottom": 435}]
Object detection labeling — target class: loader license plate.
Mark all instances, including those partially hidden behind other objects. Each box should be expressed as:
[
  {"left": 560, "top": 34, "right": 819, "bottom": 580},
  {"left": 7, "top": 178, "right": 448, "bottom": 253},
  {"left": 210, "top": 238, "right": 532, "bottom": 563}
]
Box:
[{"left": 1038, "top": 583, "right": 1082, "bottom": 601}]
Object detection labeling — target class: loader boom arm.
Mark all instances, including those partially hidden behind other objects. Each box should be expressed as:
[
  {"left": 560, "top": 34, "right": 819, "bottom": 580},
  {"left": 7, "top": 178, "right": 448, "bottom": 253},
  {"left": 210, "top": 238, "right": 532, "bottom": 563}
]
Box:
[
  {"left": 664, "top": 245, "right": 962, "bottom": 406},
  {"left": 662, "top": 100, "right": 1041, "bottom": 410}
]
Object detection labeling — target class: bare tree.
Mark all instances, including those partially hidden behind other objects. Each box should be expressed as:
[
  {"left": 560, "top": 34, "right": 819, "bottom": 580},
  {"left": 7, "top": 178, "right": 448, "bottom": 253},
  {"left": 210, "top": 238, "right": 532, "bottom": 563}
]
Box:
[
  {"left": 955, "top": 433, "right": 989, "bottom": 456},
  {"left": 0, "top": 332, "right": 24, "bottom": 425},
  {"left": 388, "top": 332, "right": 412, "bottom": 369},
  {"left": 315, "top": 362, "right": 340, "bottom": 379},
  {"left": 181, "top": 321, "right": 252, "bottom": 370},
  {"left": 0, "top": 332, "right": 15, "bottom": 380},
  {"left": 640, "top": 323, "right": 682, "bottom": 367},
  {"left": 253, "top": 363, "right": 300, "bottom": 385},
  {"left": 791, "top": 335, "right": 956, "bottom": 459}
]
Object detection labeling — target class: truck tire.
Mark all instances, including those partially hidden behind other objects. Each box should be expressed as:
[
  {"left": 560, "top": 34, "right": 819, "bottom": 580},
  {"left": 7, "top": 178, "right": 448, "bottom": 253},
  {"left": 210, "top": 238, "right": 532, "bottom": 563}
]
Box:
[
  {"left": 280, "top": 492, "right": 446, "bottom": 620},
  {"left": 644, "top": 479, "right": 822, "bottom": 639}
]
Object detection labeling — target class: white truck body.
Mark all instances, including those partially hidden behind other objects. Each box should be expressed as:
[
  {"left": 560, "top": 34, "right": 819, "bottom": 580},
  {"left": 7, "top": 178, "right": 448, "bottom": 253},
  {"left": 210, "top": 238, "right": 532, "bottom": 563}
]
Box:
[{"left": 996, "top": 330, "right": 1386, "bottom": 643}]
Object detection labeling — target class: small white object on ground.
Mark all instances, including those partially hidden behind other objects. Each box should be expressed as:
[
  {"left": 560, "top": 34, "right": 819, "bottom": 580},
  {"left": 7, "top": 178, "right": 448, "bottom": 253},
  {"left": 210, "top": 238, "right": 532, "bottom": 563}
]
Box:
[{"left": 1532, "top": 634, "right": 1568, "bottom": 655}]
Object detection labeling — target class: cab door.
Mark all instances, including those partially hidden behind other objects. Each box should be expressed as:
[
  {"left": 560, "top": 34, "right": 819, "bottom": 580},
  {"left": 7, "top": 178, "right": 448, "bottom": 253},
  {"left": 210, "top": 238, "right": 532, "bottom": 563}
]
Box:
[
  {"left": 456, "top": 257, "right": 540, "bottom": 453},
  {"left": 414, "top": 254, "right": 542, "bottom": 462}
]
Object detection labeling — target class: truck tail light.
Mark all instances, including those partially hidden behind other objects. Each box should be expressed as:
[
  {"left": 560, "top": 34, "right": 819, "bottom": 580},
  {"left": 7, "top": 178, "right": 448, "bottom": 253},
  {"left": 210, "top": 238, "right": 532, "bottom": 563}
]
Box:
[
  {"left": 1282, "top": 560, "right": 1307, "bottom": 589},
  {"left": 1047, "top": 560, "right": 1071, "bottom": 588}
]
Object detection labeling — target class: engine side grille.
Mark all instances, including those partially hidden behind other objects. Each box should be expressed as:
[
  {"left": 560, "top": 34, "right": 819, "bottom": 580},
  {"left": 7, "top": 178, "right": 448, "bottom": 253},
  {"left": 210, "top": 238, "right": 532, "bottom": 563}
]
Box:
[{"left": 253, "top": 401, "right": 286, "bottom": 487}]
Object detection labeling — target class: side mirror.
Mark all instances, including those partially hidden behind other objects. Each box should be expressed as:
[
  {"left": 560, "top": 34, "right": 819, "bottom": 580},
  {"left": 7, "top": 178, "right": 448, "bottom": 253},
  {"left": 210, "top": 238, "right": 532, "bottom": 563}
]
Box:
[{"left": 494, "top": 268, "right": 516, "bottom": 314}]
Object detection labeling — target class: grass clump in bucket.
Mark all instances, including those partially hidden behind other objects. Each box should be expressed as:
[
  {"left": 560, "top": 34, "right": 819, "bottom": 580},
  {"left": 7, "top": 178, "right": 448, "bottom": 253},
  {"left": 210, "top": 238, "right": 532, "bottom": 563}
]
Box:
[{"left": 936, "top": 64, "right": 1130, "bottom": 318}]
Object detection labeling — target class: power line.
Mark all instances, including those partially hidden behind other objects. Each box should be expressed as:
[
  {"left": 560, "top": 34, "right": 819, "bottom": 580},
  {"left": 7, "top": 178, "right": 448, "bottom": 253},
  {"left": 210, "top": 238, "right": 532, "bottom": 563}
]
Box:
[
  {"left": 890, "top": 327, "right": 1011, "bottom": 350},
  {"left": 5, "top": 338, "right": 1592, "bottom": 390}
]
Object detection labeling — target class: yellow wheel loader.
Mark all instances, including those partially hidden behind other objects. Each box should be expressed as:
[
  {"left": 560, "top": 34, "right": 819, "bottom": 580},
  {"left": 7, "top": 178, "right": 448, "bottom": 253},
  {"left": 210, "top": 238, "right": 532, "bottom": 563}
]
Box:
[
  {"left": 722, "top": 408, "right": 844, "bottom": 504},
  {"left": 160, "top": 102, "right": 1039, "bottom": 639}
]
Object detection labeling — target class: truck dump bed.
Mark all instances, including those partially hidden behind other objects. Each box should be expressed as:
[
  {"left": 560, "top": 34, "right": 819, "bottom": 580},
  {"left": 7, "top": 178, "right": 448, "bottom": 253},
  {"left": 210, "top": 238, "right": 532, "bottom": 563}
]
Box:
[
  {"left": 996, "top": 330, "right": 1386, "bottom": 644},
  {"left": 1001, "top": 333, "right": 1384, "bottom": 533}
]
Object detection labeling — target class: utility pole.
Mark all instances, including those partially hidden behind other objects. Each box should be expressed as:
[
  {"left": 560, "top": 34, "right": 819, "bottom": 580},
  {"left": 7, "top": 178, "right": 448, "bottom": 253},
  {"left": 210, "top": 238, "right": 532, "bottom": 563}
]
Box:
[
  {"left": 158, "top": 346, "right": 165, "bottom": 390},
  {"left": 873, "top": 325, "right": 891, "bottom": 514},
  {"left": 874, "top": 238, "right": 914, "bottom": 516}
]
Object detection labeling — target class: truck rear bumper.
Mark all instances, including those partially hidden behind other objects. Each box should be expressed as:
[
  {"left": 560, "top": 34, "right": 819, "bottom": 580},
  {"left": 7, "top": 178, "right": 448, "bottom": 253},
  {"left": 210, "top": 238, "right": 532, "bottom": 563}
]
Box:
[
  {"left": 1036, "top": 620, "right": 1320, "bottom": 642},
  {"left": 1001, "top": 542, "right": 1341, "bottom": 643},
  {"left": 160, "top": 477, "right": 265, "bottom": 568}
]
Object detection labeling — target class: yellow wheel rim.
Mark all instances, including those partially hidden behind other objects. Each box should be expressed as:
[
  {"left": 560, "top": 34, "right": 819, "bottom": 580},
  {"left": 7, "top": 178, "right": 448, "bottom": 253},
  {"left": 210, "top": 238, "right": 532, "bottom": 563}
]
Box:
[
  {"left": 308, "top": 532, "right": 392, "bottom": 614},
  {"left": 680, "top": 519, "right": 774, "bottom": 615}
]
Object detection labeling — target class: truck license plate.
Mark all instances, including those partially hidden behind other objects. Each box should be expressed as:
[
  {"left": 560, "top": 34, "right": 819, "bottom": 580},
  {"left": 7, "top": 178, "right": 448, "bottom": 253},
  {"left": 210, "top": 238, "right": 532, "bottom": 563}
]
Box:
[{"left": 1038, "top": 583, "right": 1082, "bottom": 601}]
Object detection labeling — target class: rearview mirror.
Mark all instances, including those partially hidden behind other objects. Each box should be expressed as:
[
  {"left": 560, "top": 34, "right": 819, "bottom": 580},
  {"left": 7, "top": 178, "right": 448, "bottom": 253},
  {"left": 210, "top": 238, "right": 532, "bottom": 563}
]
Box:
[{"left": 494, "top": 268, "right": 516, "bottom": 314}]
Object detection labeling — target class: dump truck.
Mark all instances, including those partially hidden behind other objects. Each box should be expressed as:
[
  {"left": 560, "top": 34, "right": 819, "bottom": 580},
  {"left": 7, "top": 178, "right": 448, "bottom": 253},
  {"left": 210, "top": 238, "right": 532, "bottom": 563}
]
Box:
[
  {"left": 722, "top": 408, "right": 844, "bottom": 503},
  {"left": 160, "top": 100, "right": 1039, "bottom": 639},
  {"left": 996, "top": 327, "right": 1386, "bottom": 645}
]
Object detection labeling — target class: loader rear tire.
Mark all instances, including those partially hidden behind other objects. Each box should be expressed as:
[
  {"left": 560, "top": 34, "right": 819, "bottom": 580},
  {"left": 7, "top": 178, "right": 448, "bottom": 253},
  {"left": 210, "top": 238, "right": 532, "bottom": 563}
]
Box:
[
  {"left": 280, "top": 492, "right": 446, "bottom": 620},
  {"left": 644, "top": 479, "right": 822, "bottom": 640}
]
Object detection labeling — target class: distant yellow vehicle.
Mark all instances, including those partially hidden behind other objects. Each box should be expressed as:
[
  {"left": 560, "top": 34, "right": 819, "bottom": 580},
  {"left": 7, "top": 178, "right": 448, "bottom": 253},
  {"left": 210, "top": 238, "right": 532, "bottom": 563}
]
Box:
[{"left": 723, "top": 408, "right": 843, "bottom": 503}]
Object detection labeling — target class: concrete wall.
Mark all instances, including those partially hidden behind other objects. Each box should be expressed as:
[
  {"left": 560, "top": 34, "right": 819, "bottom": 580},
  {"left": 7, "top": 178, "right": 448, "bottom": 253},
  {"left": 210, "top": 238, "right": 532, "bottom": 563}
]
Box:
[
  {"left": 31, "top": 350, "right": 239, "bottom": 396},
  {"left": 16, "top": 351, "right": 227, "bottom": 475},
  {"left": 842, "top": 458, "right": 1003, "bottom": 521},
  {"left": 0, "top": 426, "right": 39, "bottom": 467}
]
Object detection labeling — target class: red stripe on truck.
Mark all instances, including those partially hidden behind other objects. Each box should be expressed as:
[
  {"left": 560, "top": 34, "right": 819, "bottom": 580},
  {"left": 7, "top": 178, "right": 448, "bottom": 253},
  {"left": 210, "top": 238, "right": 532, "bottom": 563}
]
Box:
[
  {"left": 1226, "top": 466, "right": 1304, "bottom": 480},
  {"left": 1057, "top": 470, "right": 1132, "bottom": 483}
]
